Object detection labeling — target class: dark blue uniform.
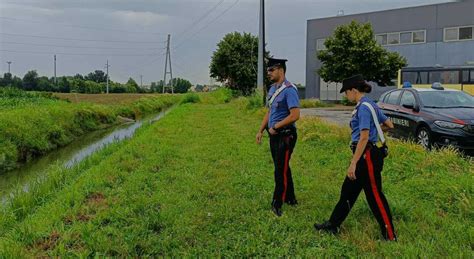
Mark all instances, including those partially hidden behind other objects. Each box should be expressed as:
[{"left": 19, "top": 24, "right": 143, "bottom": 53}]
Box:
[
  {"left": 328, "top": 97, "right": 397, "bottom": 241},
  {"left": 267, "top": 79, "right": 299, "bottom": 209}
]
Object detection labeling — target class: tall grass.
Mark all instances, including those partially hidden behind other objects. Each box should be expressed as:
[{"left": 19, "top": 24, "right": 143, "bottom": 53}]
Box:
[
  {"left": 0, "top": 89, "right": 181, "bottom": 173},
  {"left": 0, "top": 95, "right": 471, "bottom": 257}
]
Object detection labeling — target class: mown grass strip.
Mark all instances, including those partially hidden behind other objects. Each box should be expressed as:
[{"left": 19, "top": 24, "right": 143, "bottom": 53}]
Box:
[{"left": 0, "top": 95, "right": 472, "bottom": 257}]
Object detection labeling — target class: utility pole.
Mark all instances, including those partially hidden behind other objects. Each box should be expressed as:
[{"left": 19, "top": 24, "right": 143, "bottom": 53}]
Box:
[
  {"left": 257, "top": 0, "right": 266, "bottom": 104},
  {"left": 54, "top": 55, "right": 57, "bottom": 85},
  {"left": 105, "top": 59, "right": 110, "bottom": 94},
  {"left": 6, "top": 61, "right": 12, "bottom": 74},
  {"left": 140, "top": 74, "right": 143, "bottom": 88},
  {"left": 163, "top": 34, "right": 174, "bottom": 94}
]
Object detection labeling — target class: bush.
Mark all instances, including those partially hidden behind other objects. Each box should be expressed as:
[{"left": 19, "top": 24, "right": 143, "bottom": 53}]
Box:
[
  {"left": 341, "top": 96, "right": 356, "bottom": 106},
  {"left": 300, "top": 98, "right": 332, "bottom": 108},
  {"left": 181, "top": 93, "right": 201, "bottom": 104},
  {"left": 246, "top": 94, "right": 263, "bottom": 109},
  {"left": 199, "top": 88, "right": 234, "bottom": 104}
]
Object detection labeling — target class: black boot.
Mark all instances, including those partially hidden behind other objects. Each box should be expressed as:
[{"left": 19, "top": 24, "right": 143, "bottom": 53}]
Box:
[
  {"left": 271, "top": 206, "right": 283, "bottom": 217},
  {"left": 314, "top": 221, "right": 338, "bottom": 234},
  {"left": 271, "top": 200, "right": 283, "bottom": 217},
  {"left": 285, "top": 199, "right": 298, "bottom": 206}
]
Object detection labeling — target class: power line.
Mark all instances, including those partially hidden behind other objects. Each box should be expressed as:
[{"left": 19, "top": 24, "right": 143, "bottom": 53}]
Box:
[
  {"left": 0, "top": 49, "right": 162, "bottom": 57},
  {"left": 173, "top": 0, "right": 241, "bottom": 51},
  {"left": 0, "top": 41, "right": 166, "bottom": 51},
  {"left": 0, "top": 16, "right": 167, "bottom": 36},
  {"left": 0, "top": 32, "right": 166, "bottom": 44},
  {"left": 175, "top": 0, "right": 225, "bottom": 40},
  {"left": 114, "top": 50, "right": 168, "bottom": 76}
]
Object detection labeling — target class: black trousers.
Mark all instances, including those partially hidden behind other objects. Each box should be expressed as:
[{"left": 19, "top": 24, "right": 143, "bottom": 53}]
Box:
[
  {"left": 329, "top": 145, "right": 396, "bottom": 240},
  {"left": 269, "top": 129, "right": 297, "bottom": 208}
]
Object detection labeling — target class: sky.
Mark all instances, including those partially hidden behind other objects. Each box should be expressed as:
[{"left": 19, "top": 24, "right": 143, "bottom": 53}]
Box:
[{"left": 0, "top": 0, "right": 452, "bottom": 85}]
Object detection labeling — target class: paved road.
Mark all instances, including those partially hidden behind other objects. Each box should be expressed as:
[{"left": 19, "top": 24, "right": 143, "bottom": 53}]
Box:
[{"left": 301, "top": 107, "right": 354, "bottom": 127}]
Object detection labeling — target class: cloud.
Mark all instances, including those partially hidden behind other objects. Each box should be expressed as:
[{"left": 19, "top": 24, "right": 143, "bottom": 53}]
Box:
[
  {"left": 111, "top": 10, "right": 168, "bottom": 26},
  {"left": 1, "top": 3, "right": 64, "bottom": 16}
]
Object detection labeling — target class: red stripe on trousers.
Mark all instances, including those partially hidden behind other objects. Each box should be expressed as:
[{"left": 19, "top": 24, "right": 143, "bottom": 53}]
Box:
[
  {"left": 282, "top": 148, "right": 290, "bottom": 202},
  {"left": 365, "top": 150, "right": 395, "bottom": 240}
]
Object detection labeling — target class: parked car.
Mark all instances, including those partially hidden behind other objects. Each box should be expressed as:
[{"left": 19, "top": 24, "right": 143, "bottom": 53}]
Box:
[{"left": 377, "top": 84, "right": 474, "bottom": 152}]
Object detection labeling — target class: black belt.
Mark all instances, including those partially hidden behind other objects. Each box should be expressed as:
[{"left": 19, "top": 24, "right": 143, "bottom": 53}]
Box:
[
  {"left": 267, "top": 125, "right": 296, "bottom": 135},
  {"left": 350, "top": 141, "right": 376, "bottom": 150},
  {"left": 278, "top": 126, "right": 296, "bottom": 135}
]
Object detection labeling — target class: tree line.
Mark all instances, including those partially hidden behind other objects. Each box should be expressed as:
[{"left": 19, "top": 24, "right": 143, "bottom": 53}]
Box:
[
  {"left": 209, "top": 22, "right": 406, "bottom": 96},
  {"left": 0, "top": 70, "right": 192, "bottom": 94}
]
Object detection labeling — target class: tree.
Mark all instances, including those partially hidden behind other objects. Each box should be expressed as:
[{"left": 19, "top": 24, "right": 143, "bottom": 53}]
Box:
[
  {"left": 73, "top": 73, "right": 84, "bottom": 80},
  {"left": 151, "top": 80, "right": 165, "bottom": 93},
  {"left": 317, "top": 21, "right": 407, "bottom": 86},
  {"left": 37, "top": 76, "right": 52, "bottom": 91},
  {"left": 0, "top": 73, "right": 12, "bottom": 87},
  {"left": 11, "top": 75, "right": 22, "bottom": 89},
  {"left": 210, "top": 32, "right": 271, "bottom": 95},
  {"left": 22, "top": 70, "right": 39, "bottom": 91},
  {"left": 85, "top": 70, "right": 107, "bottom": 83},
  {"left": 111, "top": 82, "right": 127, "bottom": 93},
  {"left": 58, "top": 76, "right": 70, "bottom": 93},
  {"left": 170, "top": 78, "right": 192, "bottom": 93},
  {"left": 125, "top": 77, "right": 139, "bottom": 93}
]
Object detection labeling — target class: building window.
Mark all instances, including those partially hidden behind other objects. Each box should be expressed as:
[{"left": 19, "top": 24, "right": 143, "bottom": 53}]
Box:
[
  {"left": 316, "top": 38, "right": 326, "bottom": 51},
  {"left": 459, "top": 27, "right": 473, "bottom": 40},
  {"left": 444, "top": 26, "right": 474, "bottom": 42},
  {"left": 402, "top": 72, "right": 417, "bottom": 84},
  {"left": 400, "top": 32, "right": 412, "bottom": 44},
  {"left": 402, "top": 71, "right": 429, "bottom": 84},
  {"left": 375, "top": 30, "right": 426, "bottom": 46},
  {"left": 429, "top": 71, "right": 441, "bottom": 84},
  {"left": 413, "top": 31, "right": 425, "bottom": 43},
  {"left": 387, "top": 33, "right": 400, "bottom": 45},
  {"left": 376, "top": 34, "right": 387, "bottom": 45},
  {"left": 440, "top": 71, "right": 459, "bottom": 84},
  {"left": 462, "top": 70, "right": 470, "bottom": 83}
]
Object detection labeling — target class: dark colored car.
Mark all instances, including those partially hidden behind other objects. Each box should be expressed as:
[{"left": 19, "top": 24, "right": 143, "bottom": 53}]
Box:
[{"left": 377, "top": 86, "right": 474, "bottom": 152}]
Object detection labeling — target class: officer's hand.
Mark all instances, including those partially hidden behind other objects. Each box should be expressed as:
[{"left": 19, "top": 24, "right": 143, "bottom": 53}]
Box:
[
  {"left": 256, "top": 131, "right": 263, "bottom": 145},
  {"left": 347, "top": 162, "right": 357, "bottom": 180},
  {"left": 269, "top": 127, "right": 278, "bottom": 135}
]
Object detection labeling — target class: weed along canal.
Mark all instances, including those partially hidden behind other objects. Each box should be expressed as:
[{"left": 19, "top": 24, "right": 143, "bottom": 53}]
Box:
[{"left": 0, "top": 110, "right": 169, "bottom": 203}]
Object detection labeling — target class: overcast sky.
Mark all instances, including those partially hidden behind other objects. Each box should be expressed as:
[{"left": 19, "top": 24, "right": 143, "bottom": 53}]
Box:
[{"left": 0, "top": 0, "right": 451, "bottom": 85}]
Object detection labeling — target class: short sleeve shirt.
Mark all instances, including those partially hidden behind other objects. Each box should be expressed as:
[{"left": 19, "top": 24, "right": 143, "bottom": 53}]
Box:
[
  {"left": 350, "top": 96, "right": 388, "bottom": 142},
  {"left": 267, "top": 79, "right": 300, "bottom": 129}
]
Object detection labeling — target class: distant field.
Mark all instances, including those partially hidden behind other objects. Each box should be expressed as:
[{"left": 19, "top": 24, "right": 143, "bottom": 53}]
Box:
[{"left": 54, "top": 93, "right": 163, "bottom": 105}]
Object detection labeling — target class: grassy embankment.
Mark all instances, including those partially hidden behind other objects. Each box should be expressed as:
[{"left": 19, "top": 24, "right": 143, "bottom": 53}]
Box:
[
  {"left": 0, "top": 88, "right": 182, "bottom": 172},
  {"left": 0, "top": 89, "right": 472, "bottom": 257}
]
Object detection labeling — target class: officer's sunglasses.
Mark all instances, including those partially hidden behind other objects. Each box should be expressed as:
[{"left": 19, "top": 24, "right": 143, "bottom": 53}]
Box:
[{"left": 267, "top": 66, "right": 280, "bottom": 72}]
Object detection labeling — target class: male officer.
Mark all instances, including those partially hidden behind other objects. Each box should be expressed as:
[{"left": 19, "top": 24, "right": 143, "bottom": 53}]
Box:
[{"left": 256, "top": 58, "right": 300, "bottom": 217}]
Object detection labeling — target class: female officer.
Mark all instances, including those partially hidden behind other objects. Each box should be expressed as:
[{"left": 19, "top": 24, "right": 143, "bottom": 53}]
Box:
[{"left": 314, "top": 74, "right": 397, "bottom": 241}]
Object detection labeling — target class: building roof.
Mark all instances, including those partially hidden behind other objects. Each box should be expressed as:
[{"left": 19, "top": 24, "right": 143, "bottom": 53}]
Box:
[{"left": 307, "top": 1, "right": 464, "bottom": 22}]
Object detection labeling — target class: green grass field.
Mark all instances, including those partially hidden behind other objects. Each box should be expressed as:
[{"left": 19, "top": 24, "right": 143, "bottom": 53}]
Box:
[{"left": 0, "top": 91, "right": 471, "bottom": 257}]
